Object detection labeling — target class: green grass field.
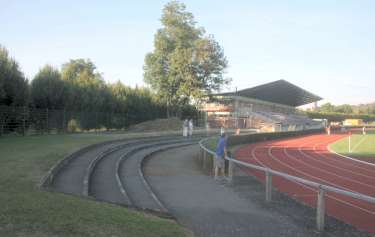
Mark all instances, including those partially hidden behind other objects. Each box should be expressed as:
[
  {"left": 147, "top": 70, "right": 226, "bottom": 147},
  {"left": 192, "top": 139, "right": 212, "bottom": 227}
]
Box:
[
  {"left": 0, "top": 134, "right": 190, "bottom": 237},
  {"left": 330, "top": 133, "right": 375, "bottom": 159},
  {"left": 204, "top": 137, "right": 218, "bottom": 151}
]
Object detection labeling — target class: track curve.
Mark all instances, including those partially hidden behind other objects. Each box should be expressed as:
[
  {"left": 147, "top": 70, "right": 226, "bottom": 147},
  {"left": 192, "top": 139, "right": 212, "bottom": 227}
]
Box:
[{"left": 235, "top": 133, "right": 375, "bottom": 235}]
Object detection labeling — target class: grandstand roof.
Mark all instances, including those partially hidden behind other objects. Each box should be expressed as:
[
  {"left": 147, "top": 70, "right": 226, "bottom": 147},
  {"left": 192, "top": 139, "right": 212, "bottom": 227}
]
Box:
[{"left": 215, "top": 79, "right": 322, "bottom": 107}]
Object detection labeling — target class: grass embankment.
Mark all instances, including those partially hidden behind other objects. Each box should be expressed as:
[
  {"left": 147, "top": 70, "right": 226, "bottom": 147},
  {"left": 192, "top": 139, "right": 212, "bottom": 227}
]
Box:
[
  {"left": 128, "top": 117, "right": 183, "bottom": 132},
  {"left": 330, "top": 134, "right": 375, "bottom": 159},
  {"left": 0, "top": 134, "right": 190, "bottom": 237},
  {"left": 204, "top": 137, "right": 218, "bottom": 151}
]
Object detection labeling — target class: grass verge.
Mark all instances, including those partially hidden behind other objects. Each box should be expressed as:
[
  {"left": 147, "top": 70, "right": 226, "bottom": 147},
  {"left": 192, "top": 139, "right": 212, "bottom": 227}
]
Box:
[
  {"left": 203, "top": 137, "right": 218, "bottom": 151},
  {"left": 0, "top": 134, "right": 190, "bottom": 237},
  {"left": 329, "top": 134, "right": 375, "bottom": 159}
]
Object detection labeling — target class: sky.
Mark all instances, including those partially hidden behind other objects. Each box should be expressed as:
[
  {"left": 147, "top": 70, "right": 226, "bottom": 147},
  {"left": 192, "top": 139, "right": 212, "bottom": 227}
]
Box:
[{"left": 1, "top": 0, "right": 374, "bottom": 106}]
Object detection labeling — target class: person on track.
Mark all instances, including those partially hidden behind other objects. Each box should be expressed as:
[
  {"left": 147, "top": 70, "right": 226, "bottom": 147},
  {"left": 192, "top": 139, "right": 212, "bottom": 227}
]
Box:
[
  {"left": 326, "top": 125, "right": 331, "bottom": 135},
  {"left": 215, "top": 132, "right": 228, "bottom": 181},
  {"left": 188, "top": 118, "right": 194, "bottom": 137}
]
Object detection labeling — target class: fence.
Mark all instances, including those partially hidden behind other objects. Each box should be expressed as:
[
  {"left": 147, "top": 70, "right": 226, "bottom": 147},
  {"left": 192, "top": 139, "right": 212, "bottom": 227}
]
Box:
[
  {"left": 198, "top": 136, "right": 375, "bottom": 232},
  {"left": 0, "top": 105, "right": 164, "bottom": 136}
]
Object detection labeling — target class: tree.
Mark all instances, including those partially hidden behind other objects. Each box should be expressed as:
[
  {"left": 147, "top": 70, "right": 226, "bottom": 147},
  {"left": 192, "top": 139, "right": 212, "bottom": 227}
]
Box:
[
  {"left": 144, "top": 1, "right": 230, "bottom": 116},
  {"left": 318, "top": 103, "right": 335, "bottom": 113},
  {"left": 109, "top": 81, "right": 167, "bottom": 126},
  {"left": 0, "top": 79, "right": 5, "bottom": 102},
  {"left": 335, "top": 104, "right": 353, "bottom": 114},
  {"left": 61, "top": 59, "right": 107, "bottom": 112},
  {"left": 0, "top": 46, "right": 28, "bottom": 106},
  {"left": 31, "top": 65, "right": 66, "bottom": 109}
]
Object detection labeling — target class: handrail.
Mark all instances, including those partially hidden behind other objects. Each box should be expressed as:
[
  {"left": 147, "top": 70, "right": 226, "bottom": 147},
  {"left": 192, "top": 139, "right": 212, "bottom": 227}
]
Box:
[
  {"left": 199, "top": 137, "right": 375, "bottom": 204},
  {"left": 198, "top": 137, "right": 375, "bottom": 231}
]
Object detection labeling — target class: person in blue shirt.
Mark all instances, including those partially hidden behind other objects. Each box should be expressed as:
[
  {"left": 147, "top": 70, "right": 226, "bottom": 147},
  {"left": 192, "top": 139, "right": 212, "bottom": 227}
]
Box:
[{"left": 215, "top": 132, "right": 228, "bottom": 180}]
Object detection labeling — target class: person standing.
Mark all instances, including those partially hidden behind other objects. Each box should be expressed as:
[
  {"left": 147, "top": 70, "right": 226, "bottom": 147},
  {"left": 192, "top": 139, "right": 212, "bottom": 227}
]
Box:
[
  {"left": 220, "top": 127, "right": 225, "bottom": 136},
  {"left": 183, "top": 119, "right": 188, "bottom": 137},
  {"left": 215, "top": 132, "right": 228, "bottom": 181},
  {"left": 363, "top": 126, "right": 366, "bottom": 135},
  {"left": 188, "top": 118, "right": 194, "bottom": 137},
  {"left": 326, "top": 125, "right": 331, "bottom": 135}
]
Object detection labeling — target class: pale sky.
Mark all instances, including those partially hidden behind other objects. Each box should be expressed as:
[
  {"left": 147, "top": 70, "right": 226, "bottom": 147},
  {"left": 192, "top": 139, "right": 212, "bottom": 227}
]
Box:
[{"left": 1, "top": 0, "right": 374, "bottom": 105}]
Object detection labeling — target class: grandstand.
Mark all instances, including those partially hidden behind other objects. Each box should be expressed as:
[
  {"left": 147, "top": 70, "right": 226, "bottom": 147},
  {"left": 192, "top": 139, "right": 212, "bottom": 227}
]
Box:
[{"left": 201, "top": 79, "right": 323, "bottom": 132}]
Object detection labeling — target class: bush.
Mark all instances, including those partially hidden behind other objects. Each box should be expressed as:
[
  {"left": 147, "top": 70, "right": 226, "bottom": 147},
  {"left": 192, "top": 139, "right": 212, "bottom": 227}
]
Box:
[{"left": 67, "top": 119, "right": 80, "bottom": 133}]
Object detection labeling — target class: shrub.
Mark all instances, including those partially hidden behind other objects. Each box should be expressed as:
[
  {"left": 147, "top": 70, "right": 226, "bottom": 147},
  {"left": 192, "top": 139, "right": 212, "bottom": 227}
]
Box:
[{"left": 67, "top": 119, "right": 80, "bottom": 133}]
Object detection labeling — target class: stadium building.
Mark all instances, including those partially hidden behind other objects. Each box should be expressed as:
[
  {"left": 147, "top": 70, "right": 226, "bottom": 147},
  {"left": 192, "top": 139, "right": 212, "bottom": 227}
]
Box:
[{"left": 201, "top": 79, "right": 323, "bottom": 132}]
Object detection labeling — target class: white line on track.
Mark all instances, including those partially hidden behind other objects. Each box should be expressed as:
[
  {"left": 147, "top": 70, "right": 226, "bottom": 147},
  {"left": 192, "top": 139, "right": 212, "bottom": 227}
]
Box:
[
  {"left": 278, "top": 134, "right": 375, "bottom": 180},
  {"left": 240, "top": 139, "right": 375, "bottom": 215},
  {"left": 291, "top": 135, "right": 375, "bottom": 187},
  {"left": 314, "top": 138, "right": 375, "bottom": 174},
  {"left": 293, "top": 138, "right": 375, "bottom": 187},
  {"left": 312, "top": 143, "right": 375, "bottom": 178},
  {"left": 328, "top": 147, "right": 375, "bottom": 169},
  {"left": 324, "top": 135, "right": 375, "bottom": 170}
]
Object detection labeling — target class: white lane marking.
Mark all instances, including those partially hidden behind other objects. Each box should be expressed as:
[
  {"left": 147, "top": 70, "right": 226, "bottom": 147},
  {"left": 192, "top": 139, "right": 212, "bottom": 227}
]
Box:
[{"left": 238, "top": 140, "right": 375, "bottom": 215}]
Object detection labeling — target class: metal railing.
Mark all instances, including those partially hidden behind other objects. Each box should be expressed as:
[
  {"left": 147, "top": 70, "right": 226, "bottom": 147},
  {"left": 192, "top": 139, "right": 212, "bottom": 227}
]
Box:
[{"left": 198, "top": 137, "right": 375, "bottom": 232}]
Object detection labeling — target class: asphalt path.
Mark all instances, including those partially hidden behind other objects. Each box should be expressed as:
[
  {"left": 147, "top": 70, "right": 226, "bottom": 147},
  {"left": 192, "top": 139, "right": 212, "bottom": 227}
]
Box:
[{"left": 144, "top": 145, "right": 371, "bottom": 237}]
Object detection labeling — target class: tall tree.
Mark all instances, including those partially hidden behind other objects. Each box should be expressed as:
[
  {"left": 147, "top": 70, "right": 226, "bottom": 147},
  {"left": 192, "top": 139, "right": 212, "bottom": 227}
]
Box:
[
  {"left": 61, "top": 59, "right": 107, "bottom": 111},
  {"left": 144, "top": 1, "right": 230, "bottom": 116},
  {"left": 0, "top": 46, "right": 28, "bottom": 106},
  {"left": 31, "top": 65, "right": 66, "bottom": 109}
]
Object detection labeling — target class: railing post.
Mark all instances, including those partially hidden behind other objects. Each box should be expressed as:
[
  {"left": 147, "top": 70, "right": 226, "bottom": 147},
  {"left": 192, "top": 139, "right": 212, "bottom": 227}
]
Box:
[
  {"left": 203, "top": 150, "right": 207, "bottom": 169},
  {"left": 22, "top": 106, "right": 26, "bottom": 136},
  {"left": 212, "top": 154, "right": 216, "bottom": 176},
  {"left": 62, "top": 108, "right": 66, "bottom": 133},
  {"left": 46, "top": 108, "right": 49, "bottom": 134},
  {"left": 265, "top": 170, "right": 272, "bottom": 202},
  {"left": 316, "top": 186, "right": 326, "bottom": 231},
  {"left": 228, "top": 159, "right": 234, "bottom": 182}
]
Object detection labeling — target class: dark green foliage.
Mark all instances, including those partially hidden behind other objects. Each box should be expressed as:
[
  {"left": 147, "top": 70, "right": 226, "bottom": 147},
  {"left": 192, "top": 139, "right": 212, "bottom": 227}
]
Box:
[
  {"left": 0, "top": 46, "right": 29, "bottom": 106},
  {"left": 0, "top": 45, "right": 169, "bottom": 133},
  {"left": 31, "top": 65, "right": 66, "bottom": 109},
  {"left": 109, "top": 81, "right": 167, "bottom": 128},
  {"left": 352, "top": 102, "right": 375, "bottom": 114},
  {"left": 310, "top": 102, "right": 375, "bottom": 122},
  {"left": 315, "top": 102, "right": 375, "bottom": 115},
  {"left": 28, "top": 59, "right": 168, "bottom": 130},
  {"left": 144, "top": 1, "right": 230, "bottom": 116},
  {"left": 306, "top": 111, "right": 375, "bottom": 122},
  {"left": 61, "top": 59, "right": 107, "bottom": 112},
  {"left": 179, "top": 104, "right": 198, "bottom": 120}
]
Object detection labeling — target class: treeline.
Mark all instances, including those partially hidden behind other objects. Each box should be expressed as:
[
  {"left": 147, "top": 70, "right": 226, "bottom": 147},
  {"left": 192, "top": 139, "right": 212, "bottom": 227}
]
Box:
[
  {"left": 306, "top": 111, "right": 375, "bottom": 123},
  {"left": 0, "top": 45, "right": 194, "bottom": 131},
  {"left": 306, "top": 102, "right": 375, "bottom": 123},
  {"left": 314, "top": 102, "right": 375, "bottom": 115}
]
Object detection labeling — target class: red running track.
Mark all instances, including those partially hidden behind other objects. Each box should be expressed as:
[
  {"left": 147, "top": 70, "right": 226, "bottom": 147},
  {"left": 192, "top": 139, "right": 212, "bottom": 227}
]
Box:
[{"left": 235, "top": 133, "right": 375, "bottom": 234}]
